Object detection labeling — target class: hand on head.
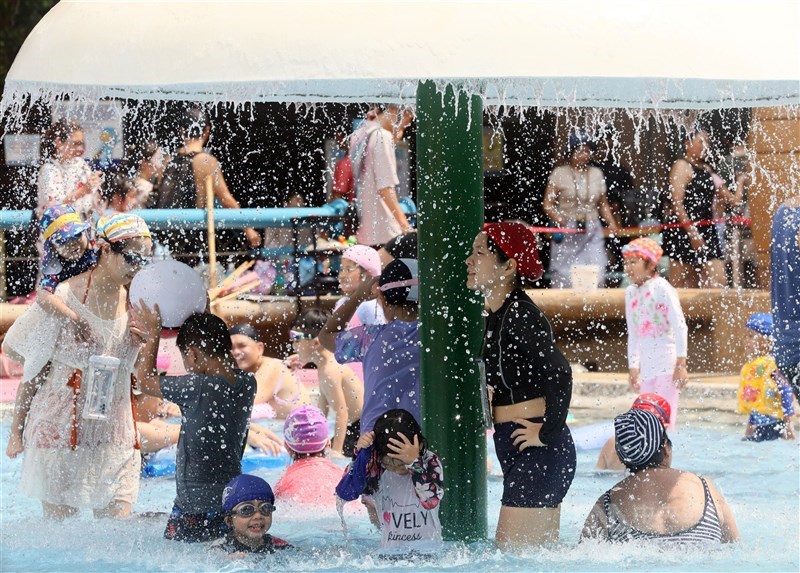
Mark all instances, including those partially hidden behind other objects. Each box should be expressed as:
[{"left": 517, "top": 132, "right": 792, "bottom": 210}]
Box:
[{"left": 386, "top": 432, "right": 421, "bottom": 465}]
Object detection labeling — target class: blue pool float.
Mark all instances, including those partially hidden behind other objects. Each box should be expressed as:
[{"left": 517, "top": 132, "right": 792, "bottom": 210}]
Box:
[{"left": 142, "top": 448, "right": 289, "bottom": 478}]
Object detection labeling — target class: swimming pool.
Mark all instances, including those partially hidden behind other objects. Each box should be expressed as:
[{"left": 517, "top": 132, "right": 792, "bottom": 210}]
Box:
[{"left": 1, "top": 418, "right": 797, "bottom": 572}]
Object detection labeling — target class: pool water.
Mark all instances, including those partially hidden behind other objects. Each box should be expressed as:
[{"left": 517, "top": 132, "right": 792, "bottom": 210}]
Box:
[{"left": 1, "top": 419, "right": 797, "bottom": 572}]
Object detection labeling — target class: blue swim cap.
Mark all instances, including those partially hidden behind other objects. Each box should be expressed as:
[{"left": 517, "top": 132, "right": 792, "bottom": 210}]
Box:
[
  {"left": 222, "top": 474, "right": 274, "bottom": 512},
  {"left": 746, "top": 313, "right": 773, "bottom": 337}
]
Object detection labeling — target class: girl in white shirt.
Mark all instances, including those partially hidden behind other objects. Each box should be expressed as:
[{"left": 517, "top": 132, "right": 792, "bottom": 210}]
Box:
[{"left": 623, "top": 237, "right": 689, "bottom": 431}]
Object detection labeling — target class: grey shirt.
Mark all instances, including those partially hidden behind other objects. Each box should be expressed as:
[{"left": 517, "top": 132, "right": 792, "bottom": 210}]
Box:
[{"left": 160, "top": 369, "right": 256, "bottom": 513}]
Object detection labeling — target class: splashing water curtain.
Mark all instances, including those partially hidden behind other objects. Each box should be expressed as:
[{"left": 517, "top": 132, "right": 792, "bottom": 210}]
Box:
[{"left": 1, "top": 0, "right": 799, "bottom": 565}]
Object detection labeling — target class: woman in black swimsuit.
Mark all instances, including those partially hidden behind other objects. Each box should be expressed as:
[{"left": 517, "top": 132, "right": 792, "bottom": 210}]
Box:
[
  {"left": 664, "top": 129, "right": 745, "bottom": 287},
  {"left": 466, "top": 222, "right": 576, "bottom": 550}
]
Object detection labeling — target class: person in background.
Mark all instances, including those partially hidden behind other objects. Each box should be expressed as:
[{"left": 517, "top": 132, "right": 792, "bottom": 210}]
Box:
[
  {"left": 332, "top": 129, "right": 355, "bottom": 202},
  {"left": 155, "top": 105, "right": 260, "bottom": 253},
  {"left": 229, "top": 323, "right": 312, "bottom": 419},
  {"left": 543, "top": 130, "right": 619, "bottom": 288},
  {"left": 663, "top": 128, "right": 744, "bottom": 288},
  {"left": 623, "top": 237, "right": 688, "bottom": 431},
  {"left": 319, "top": 258, "right": 421, "bottom": 434},
  {"left": 37, "top": 118, "right": 104, "bottom": 222},
  {"left": 274, "top": 405, "right": 346, "bottom": 506},
  {"left": 350, "top": 104, "right": 413, "bottom": 247},
  {"left": 581, "top": 409, "right": 739, "bottom": 544},
  {"left": 210, "top": 474, "right": 293, "bottom": 555},
  {"left": 465, "top": 222, "right": 575, "bottom": 549},
  {"left": 101, "top": 173, "right": 139, "bottom": 214},
  {"left": 596, "top": 393, "right": 672, "bottom": 471},
  {"left": 133, "top": 311, "right": 256, "bottom": 542},
  {"left": 290, "top": 309, "right": 363, "bottom": 457},
  {"left": 335, "top": 245, "right": 385, "bottom": 330},
  {"left": 770, "top": 196, "right": 800, "bottom": 402},
  {"left": 591, "top": 125, "right": 636, "bottom": 282},
  {"left": 736, "top": 313, "right": 797, "bottom": 442}
]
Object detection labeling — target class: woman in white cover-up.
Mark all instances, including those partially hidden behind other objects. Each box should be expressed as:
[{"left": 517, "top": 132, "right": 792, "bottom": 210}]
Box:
[{"left": 3, "top": 214, "right": 153, "bottom": 519}]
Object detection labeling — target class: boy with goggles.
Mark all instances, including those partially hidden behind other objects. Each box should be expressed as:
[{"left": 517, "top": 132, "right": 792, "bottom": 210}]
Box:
[{"left": 210, "top": 474, "right": 293, "bottom": 555}]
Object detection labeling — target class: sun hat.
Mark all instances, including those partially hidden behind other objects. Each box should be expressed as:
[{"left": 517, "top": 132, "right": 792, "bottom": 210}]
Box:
[
  {"left": 40, "top": 204, "right": 88, "bottom": 246},
  {"left": 222, "top": 474, "right": 274, "bottom": 512},
  {"left": 342, "top": 245, "right": 381, "bottom": 277},
  {"left": 631, "top": 393, "right": 672, "bottom": 427},
  {"left": 483, "top": 222, "right": 544, "bottom": 281},
  {"left": 378, "top": 258, "right": 419, "bottom": 303},
  {"left": 283, "top": 405, "right": 329, "bottom": 454},
  {"left": 614, "top": 409, "right": 666, "bottom": 467},
  {"left": 745, "top": 313, "right": 772, "bottom": 337},
  {"left": 622, "top": 237, "right": 663, "bottom": 266}
]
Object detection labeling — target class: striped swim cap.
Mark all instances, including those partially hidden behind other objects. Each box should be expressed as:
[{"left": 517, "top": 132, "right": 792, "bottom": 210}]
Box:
[
  {"left": 614, "top": 409, "right": 666, "bottom": 467},
  {"left": 97, "top": 213, "right": 151, "bottom": 243}
]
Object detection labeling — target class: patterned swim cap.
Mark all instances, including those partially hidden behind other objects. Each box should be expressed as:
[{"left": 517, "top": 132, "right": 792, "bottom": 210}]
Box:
[
  {"left": 622, "top": 237, "right": 663, "bottom": 266},
  {"left": 96, "top": 213, "right": 151, "bottom": 243}
]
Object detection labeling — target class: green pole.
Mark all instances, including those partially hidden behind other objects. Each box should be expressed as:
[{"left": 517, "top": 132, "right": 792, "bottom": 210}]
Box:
[{"left": 416, "top": 80, "right": 486, "bottom": 541}]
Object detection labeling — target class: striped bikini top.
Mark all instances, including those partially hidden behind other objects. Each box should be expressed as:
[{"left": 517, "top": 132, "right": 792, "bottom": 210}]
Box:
[{"left": 603, "top": 477, "right": 723, "bottom": 544}]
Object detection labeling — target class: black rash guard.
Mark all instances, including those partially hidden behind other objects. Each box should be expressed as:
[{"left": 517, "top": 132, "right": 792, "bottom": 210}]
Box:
[{"left": 481, "top": 288, "right": 572, "bottom": 445}]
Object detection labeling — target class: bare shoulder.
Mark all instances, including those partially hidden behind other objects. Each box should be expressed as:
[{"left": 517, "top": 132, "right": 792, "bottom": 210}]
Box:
[{"left": 191, "top": 151, "right": 220, "bottom": 176}]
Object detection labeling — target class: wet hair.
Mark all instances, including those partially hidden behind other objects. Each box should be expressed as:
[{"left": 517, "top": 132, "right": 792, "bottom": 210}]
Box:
[
  {"left": 372, "top": 409, "right": 427, "bottom": 460},
  {"left": 292, "top": 308, "right": 330, "bottom": 338},
  {"left": 182, "top": 106, "right": 210, "bottom": 140},
  {"left": 177, "top": 313, "right": 233, "bottom": 360},
  {"left": 383, "top": 232, "right": 417, "bottom": 261},
  {"left": 228, "top": 322, "right": 262, "bottom": 343},
  {"left": 100, "top": 172, "right": 136, "bottom": 204},
  {"left": 625, "top": 436, "right": 672, "bottom": 474},
  {"left": 42, "top": 118, "right": 82, "bottom": 159}
]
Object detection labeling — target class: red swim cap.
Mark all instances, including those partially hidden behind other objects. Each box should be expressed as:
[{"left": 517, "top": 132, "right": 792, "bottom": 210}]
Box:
[
  {"left": 632, "top": 393, "right": 671, "bottom": 427},
  {"left": 482, "top": 222, "right": 543, "bottom": 281}
]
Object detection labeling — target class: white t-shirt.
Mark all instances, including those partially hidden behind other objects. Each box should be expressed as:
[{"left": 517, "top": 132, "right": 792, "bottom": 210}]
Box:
[
  {"left": 371, "top": 470, "right": 442, "bottom": 553},
  {"left": 354, "top": 122, "right": 402, "bottom": 246}
]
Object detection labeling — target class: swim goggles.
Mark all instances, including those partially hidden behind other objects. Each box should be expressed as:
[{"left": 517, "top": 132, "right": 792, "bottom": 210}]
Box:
[
  {"left": 232, "top": 502, "right": 276, "bottom": 518},
  {"left": 289, "top": 330, "right": 314, "bottom": 341}
]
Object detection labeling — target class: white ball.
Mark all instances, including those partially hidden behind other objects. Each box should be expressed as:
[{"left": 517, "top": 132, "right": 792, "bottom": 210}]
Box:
[{"left": 129, "top": 260, "right": 207, "bottom": 328}]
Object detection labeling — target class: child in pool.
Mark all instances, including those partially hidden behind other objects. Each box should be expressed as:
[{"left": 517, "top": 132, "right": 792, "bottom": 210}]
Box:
[
  {"left": 623, "top": 237, "right": 688, "bottom": 431},
  {"left": 134, "top": 310, "right": 257, "bottom": 542},
  {"left": 37, "top": 204, "right": 98, "bottom": 340},
  {"left": 737, "top": 313, "right": 797, "bottom": 442},
  {"left": 353, "top": 409, "right": 444, "bottom": 553},
  {"left": 210, "top": 474, "right": 293, "bottom": 555},
  {"left": 290, "top": 309, "right": 363, "bottom": 457},
  {"left": 274, "top": 405, "right": 347, "bottom": 507}
]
